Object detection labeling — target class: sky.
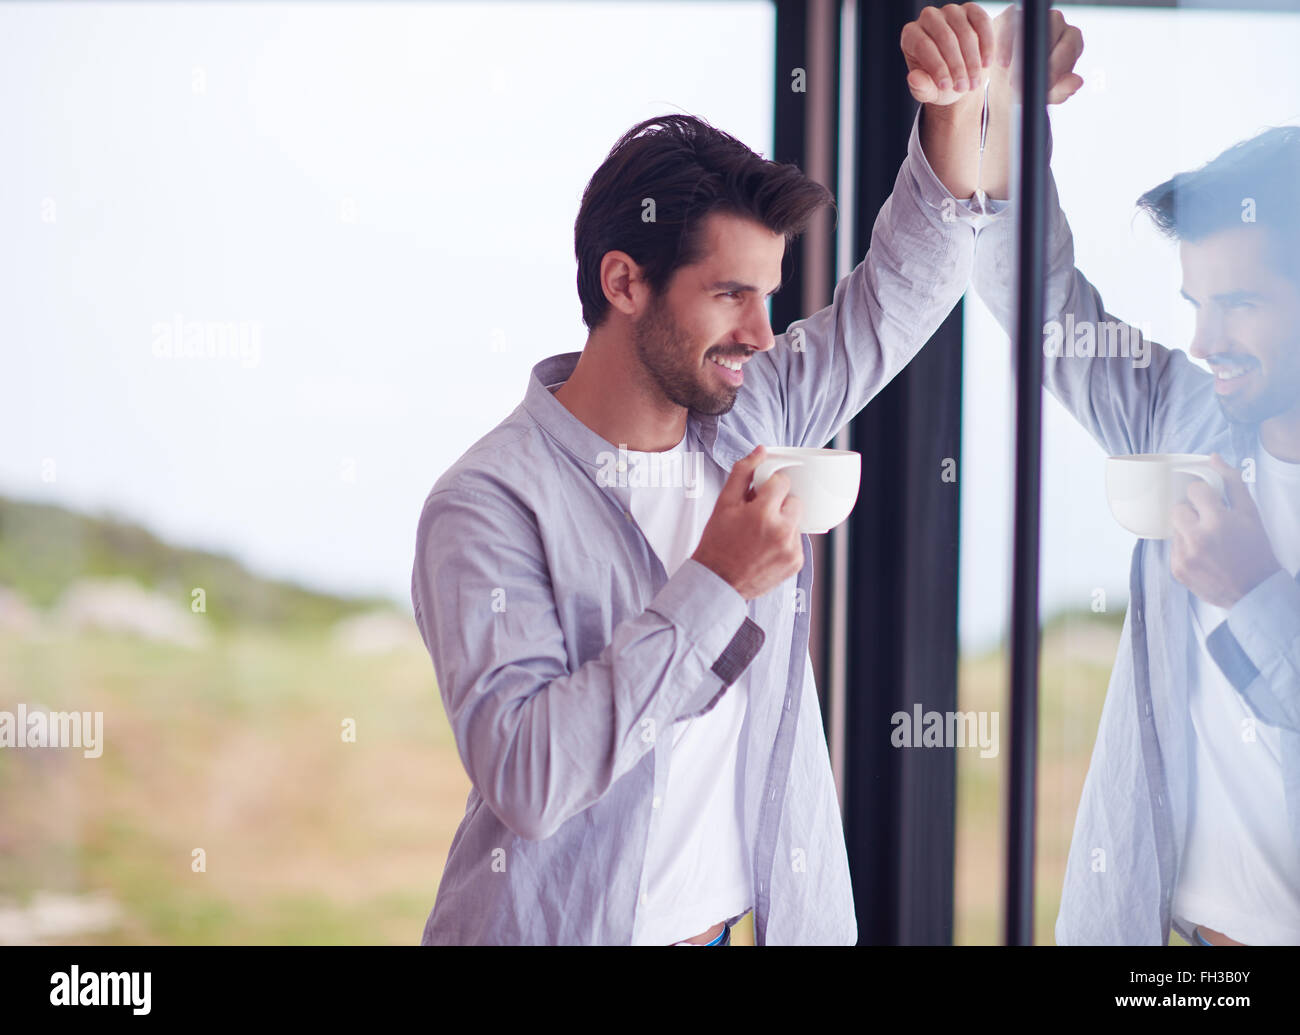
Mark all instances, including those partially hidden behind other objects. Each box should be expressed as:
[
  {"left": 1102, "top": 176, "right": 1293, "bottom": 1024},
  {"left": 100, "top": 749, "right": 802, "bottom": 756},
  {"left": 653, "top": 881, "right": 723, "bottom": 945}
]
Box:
[
  {"left": 0, "top": 0, "right": 773, "bottom": 609},
  {"left": 2, "top": 1, "right": 1298, "bottom": 650}
]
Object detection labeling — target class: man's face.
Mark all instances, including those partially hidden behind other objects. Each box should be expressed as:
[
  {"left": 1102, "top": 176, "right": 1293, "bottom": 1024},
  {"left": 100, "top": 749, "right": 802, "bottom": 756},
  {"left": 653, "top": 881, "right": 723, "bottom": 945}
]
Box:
[
  {"left": 1181, "top": 223, "right": 1300, "bottom": 425},
  {"left": 631, "top": 211, "right": 785, "bottom": 417}
]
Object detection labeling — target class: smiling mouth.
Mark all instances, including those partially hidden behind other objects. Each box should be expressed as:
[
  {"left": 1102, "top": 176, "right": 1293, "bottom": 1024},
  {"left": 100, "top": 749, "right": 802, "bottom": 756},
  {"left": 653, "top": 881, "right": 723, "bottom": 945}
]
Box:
[
  {"left": 1210, "top": 358, "right": 1259, "bottom": 393},
  {"left": 706, "top": 353, "right": 746, "bottom": 386}
]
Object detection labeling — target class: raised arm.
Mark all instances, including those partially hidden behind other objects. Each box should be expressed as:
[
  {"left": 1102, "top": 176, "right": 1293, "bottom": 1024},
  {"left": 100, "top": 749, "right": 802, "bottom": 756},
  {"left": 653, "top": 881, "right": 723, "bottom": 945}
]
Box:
[{"left": 749, "top": 3, "right": 1084, "bottom": 452}]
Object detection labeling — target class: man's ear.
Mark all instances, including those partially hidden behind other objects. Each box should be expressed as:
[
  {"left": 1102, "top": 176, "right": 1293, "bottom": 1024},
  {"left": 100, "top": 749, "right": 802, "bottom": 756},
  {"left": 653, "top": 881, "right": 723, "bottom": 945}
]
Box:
[{"left": 600, "top": 250, "right": 649, "bottom": 319}]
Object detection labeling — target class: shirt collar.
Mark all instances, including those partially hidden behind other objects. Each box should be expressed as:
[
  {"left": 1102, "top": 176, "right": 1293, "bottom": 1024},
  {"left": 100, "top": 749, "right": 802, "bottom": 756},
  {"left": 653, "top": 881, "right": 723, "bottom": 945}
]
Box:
[{"left": 521, "top": 351, "right": 727, "bottom": 470}]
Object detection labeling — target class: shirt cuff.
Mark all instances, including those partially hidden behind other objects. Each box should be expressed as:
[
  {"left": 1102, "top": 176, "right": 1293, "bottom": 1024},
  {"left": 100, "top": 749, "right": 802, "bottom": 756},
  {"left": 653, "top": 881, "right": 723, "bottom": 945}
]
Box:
[
  {"left": 1224, "top": 567, "right": 1300, "bottom": 681},
  {"left": 646, "top": 558, "right": 764, "bottom": 685},
  {"left": 711, "top": 616, "right": 765, "bottom": 688},
  {"left": 907, "top": 105, "right": 1012, "bottom": 230}
]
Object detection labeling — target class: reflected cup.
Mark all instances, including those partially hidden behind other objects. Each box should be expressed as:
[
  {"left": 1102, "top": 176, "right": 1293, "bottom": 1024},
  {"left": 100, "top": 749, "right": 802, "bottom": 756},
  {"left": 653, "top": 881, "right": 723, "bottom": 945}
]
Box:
[{"left": 1104, "top": 453, "right": 1227, "bottom": 539}]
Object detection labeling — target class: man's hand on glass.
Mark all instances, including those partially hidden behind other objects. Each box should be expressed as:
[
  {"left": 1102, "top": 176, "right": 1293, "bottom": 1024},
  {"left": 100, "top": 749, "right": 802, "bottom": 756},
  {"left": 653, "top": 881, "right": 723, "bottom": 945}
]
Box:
[{"left": 904, "top": 3, "right": 1085, "bottom": 203}]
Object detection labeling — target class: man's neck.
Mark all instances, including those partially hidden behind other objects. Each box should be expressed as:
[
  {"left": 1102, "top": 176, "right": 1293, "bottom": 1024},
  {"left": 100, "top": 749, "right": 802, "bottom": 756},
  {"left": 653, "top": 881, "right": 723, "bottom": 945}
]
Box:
[
  {"left": 553, "top": 338, "right": 688, "bottom": 453},
  {"left": 1260, "top": 412, "right": 1300, "bottom": 464}
]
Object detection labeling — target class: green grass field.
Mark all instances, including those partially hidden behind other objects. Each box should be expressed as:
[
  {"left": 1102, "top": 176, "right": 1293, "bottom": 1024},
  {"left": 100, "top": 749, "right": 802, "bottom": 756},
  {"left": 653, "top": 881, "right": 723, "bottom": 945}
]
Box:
[
  {"left": 0, "top": 614, "right": 1128, "bottom": 945},
  {"left": 0, "top": 627, "right": 467, "bottom": 944}
]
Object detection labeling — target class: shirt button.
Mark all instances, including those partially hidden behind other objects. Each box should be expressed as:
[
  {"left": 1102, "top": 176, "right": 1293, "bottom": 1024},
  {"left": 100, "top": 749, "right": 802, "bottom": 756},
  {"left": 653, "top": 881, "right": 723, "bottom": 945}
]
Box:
[
  {"left": 640, "top": 892, "right": 648, "bottom": 906},
  {"left": 652, "top": 796, "right": 662, "bottom": 809}
]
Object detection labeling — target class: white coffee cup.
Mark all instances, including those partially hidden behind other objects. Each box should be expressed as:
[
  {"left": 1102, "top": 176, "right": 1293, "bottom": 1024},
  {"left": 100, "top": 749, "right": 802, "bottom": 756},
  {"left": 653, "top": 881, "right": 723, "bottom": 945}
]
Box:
[
  {"left": 1104, "top": 453, "right": 1227, "bottom": 539},
  {"left": 748, "top": 446, "right": 862, "bottom": 534}
]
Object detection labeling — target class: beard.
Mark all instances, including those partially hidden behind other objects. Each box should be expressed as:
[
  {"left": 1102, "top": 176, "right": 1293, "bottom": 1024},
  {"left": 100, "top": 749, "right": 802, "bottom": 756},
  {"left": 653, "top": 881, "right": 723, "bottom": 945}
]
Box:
[
  {"left": 1217, "top": 367, "right": 1300, "bottom": 426},
  {"left": 631, "top": 291, "right": 738, "bottom": 417}
]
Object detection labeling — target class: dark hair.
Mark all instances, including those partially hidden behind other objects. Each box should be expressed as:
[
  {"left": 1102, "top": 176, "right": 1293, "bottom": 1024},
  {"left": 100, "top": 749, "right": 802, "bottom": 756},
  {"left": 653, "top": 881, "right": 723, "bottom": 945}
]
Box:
[
  {"left": 1136, "top": 125, "right": 1300, "bottom": 281},
  {"left": 574, "top": 113, "right": 835, "bottom": 330}
]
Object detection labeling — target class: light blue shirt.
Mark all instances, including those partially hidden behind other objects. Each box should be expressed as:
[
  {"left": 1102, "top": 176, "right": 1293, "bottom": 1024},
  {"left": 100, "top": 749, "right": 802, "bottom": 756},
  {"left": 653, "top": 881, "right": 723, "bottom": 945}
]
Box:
[
  {"left": 969, "top": 119, "right": 1300, "bottom": 945},
  {"left": 409, "top": 107, "right": 991, "bottom": 944}
]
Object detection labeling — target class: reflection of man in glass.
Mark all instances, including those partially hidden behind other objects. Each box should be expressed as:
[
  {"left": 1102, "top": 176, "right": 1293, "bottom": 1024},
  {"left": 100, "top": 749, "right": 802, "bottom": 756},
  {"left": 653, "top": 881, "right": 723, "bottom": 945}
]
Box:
[
  {"left": 966, "top": 82, "right": 1300, "bottom": 942},
  {"left": 1138, "top": 138, "right": 1300, "bottom": 947}
]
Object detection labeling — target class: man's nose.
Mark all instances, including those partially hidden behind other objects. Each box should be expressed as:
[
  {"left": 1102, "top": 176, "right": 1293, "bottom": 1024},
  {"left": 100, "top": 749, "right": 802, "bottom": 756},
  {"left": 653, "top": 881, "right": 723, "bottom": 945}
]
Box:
[
  {"left": 745, "top": 303, "right": 777, "bottom": 354},
  {"left": 1188, "top": 311, "right": 1222, "bottom": 360}
]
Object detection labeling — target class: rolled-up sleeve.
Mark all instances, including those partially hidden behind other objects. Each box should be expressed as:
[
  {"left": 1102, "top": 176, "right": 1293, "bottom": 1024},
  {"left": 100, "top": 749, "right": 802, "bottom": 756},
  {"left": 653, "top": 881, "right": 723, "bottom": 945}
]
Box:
[
  {"left": 410, "top": 486, "right": 765, "bottom": 842},
  {"left": 1206, "top": 569, "right": 1300, "bottom": 733}
]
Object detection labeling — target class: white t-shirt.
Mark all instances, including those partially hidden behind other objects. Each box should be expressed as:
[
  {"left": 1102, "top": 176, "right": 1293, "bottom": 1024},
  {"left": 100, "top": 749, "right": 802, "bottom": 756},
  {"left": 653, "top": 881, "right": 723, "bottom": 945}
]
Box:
[
  {"left": 1174, "top": 443, "right": 1300, "bottom": 944},
  {"left": 621, "top": 429, "right": 755, "bottom": 945}
]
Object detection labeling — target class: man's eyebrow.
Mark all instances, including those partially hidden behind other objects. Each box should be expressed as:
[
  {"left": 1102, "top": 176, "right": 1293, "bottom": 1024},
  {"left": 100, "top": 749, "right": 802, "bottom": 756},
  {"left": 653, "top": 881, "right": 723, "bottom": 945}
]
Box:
[
  {"left": 707, "top": 279, "right": 783, "bottom": 296},
  {"left": 1180, "top": 286, "right": 1263, "bottom": 305}
]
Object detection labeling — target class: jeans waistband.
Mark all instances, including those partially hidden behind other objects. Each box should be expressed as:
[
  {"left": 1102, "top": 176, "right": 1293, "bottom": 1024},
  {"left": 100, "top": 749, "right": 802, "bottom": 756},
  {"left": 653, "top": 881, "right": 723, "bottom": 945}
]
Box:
[{"left": 672, "top": 923, "right": 730, "bottom": 946}]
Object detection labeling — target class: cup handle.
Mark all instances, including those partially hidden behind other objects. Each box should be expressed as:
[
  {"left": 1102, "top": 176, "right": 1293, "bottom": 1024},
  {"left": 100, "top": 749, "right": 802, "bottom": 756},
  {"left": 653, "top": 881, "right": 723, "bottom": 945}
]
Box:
[
  {"left": 1171, "top": 463, "right": 1228, "bottom": 508},
  {"left": 749, "top": 457, "right": 803, "bottom": 496}
]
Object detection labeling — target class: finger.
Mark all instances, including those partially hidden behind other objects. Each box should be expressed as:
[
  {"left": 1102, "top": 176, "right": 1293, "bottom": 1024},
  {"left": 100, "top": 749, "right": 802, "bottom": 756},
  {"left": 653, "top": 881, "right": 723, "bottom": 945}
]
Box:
[
  {"left": 1170, "top": 533, "right": 1190, "bottom": 584},
  {"left": 723, "top": 445, "right": 766, "bottom": 504},
  {"left": 1209, "top": 453, "right": 1251, "bottom": 509},
  {"left": 941, "top": 4, "right": 984, "bottom": 91},
  {"left": 780, "top": 492, "right": 804, "bottom": 529},
  {"left": 1186, "top": 480, "right": 1223, "bottom": 516},
  {"left": 903, "top": 21, "right": 956, "bottom": 95},
  {"left": 1170, "top": 529, "right": 1186, "bottom": 567},
  {"left": 966, "top": 3, "right": 996, "bottom": 70},
  {"left": 782, "top": 498, "right": 804, "bottom": 555},
  {"left": 1047, "top": 8, "right": 1068, "bottom": 47},
  {"left": 1047, "top": 72, "right": 1085, "bottom": 105},
  {"left": 919, "top": 6, "right": 968, "bottom": 92},
  {"left": 1047, "top": 25, "right": 1084, "bottom": 102},
  {"left": 994, "top": 5, "right": 1018, "bottom": 68},
  {"left": 1170, "top": 500, "right": 1199, "bottom": 534},
  {"left": 906, "top": 67, "right": 940, "bottom": 104},
  {"left": 753, "top": 470, "right": 793, "bottom": 517}
]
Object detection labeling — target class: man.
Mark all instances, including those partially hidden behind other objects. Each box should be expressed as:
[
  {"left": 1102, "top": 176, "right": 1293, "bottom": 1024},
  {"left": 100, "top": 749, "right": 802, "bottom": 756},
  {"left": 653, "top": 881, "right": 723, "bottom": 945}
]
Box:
[
  {"left": 410, "top": 3, "right": 1082, "bottom": 944},
  {"left": 964, "top": 30, "right": 1300, "bottom": 944}
]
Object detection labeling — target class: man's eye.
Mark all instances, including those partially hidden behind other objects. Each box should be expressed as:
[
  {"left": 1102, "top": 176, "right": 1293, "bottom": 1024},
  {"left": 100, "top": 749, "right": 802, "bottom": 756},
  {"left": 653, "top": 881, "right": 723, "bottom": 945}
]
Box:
[{"left": 722, "top": 291, "right": 742, "bottom": 300}]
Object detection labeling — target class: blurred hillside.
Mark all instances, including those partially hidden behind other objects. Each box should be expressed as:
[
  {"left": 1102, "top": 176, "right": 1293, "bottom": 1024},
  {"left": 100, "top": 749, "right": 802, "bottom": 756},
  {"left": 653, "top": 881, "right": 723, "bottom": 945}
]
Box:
[
  {"left": 0, "top": 494, "right": 442, "bottom": 945},
  {"left": 0, "top": 495, "right": 401, "bottom": 632}
]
